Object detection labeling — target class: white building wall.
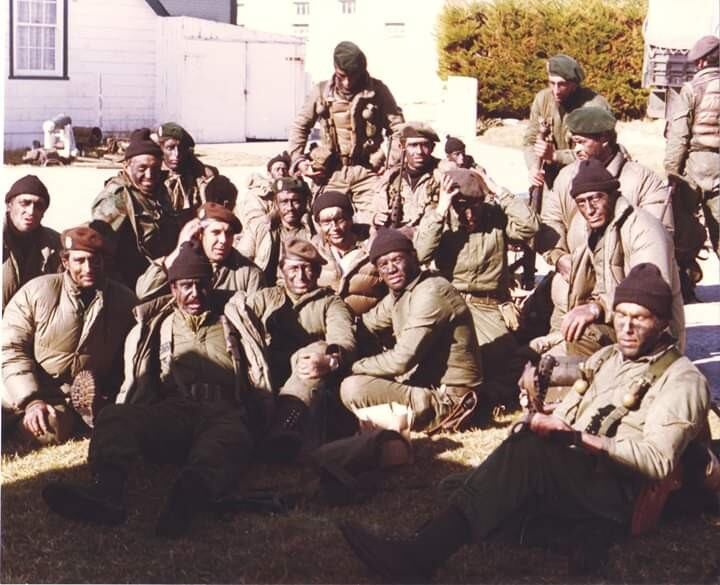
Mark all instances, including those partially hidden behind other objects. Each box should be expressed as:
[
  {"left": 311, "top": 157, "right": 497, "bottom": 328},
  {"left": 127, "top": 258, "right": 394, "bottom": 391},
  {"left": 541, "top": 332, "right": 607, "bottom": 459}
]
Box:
[{"left": 4, "top": 0, "right": 160, "bottom": 150}]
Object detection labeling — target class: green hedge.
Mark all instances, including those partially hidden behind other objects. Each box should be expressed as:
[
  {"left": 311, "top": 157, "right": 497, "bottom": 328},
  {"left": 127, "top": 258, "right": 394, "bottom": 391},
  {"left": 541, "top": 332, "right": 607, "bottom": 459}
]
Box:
[{"left": 437, "top": 0, "right": 649, "bottom": 120}]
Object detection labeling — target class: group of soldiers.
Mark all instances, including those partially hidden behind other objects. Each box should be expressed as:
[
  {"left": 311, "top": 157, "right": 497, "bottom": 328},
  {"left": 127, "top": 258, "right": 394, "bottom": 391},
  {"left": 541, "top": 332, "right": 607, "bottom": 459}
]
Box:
[{"left": 2, "top": 37, "right": 719, "bottom": 576}]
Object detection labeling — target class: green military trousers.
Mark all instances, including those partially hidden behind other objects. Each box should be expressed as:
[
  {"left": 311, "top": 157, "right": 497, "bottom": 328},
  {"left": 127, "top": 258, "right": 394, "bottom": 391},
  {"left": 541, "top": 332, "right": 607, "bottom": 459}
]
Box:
[
  {"left": 89, "top": 397, "right": 253, "bottom": 500},
  {"left": 444, "top": 430, "right": 633, "bottom": 542}
]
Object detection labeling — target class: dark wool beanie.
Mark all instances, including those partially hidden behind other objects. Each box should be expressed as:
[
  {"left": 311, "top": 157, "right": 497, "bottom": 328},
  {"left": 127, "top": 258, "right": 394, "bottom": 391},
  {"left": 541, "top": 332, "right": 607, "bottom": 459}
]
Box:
[
  {"left": 444, "top": 135, "right": 466, "bottom": 154},
  {"left": 570, "top": 159, "right": 621, "bottom": 198},
  {"left": 369, "top": 228, "right": 415, "bottom": 264},
  {"left": 6, "top": 175, "right": 50, "bottom": 206},
  {"left": 167, "top": 240, "right": 213, "bottom": 283},
  {"left": 205, "top": 175, "right": 238, "bottom": 208},
  {"left": 613, "top": 262, "right": 672, "bottom": 320},
  {"left": 312, "top": 190, "right": 354, "bottom": 219},
  {"left": 124, "top": 128, "right": 163, "bottom": 161},
  {"left": 266, "top": 151, "right": 292, "bottom": 172}
]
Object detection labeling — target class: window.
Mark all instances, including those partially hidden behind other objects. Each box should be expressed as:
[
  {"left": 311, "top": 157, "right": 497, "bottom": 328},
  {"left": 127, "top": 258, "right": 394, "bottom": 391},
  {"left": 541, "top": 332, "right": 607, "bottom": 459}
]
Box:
[
  {"left": 384, "top": 22, "right": 405, "bottom": 39},
  {"left": 339, "top": 0, "right": 355, "bottom": 15},
  {"left": 294, "top": 2, "right": 310, "bottom": 16},
  {"left": 292, "top": 23, "right": 309, "bottom": 37},
  {"left": 10, "top": 0, "right": 67, "bottom": 78}
]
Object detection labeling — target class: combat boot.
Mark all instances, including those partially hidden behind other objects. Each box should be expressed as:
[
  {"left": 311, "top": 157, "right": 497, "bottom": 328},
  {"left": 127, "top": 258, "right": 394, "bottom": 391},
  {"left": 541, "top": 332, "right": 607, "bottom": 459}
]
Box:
[
  {"left": 156, "top": 470, "right": 211, "bottom": 538},
  {"left": 339, "top": 505, "right": 471, "bottom": 581},
  {"left": 261, "top": 395, "right": 309, "bottom": 463},
  {"left": 42, "top": 464, "right": 127, "bottom": 525}
]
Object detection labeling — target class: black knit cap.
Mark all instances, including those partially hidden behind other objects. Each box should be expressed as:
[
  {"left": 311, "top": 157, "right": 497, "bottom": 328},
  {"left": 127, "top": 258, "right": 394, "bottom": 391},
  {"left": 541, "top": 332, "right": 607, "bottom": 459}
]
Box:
[
  {"left": 445, "top": 135, "right": 466, "bottom": 154},
  {"left": 333, "top": 41, "right": 367, "bottom": 75},
  {"left": 167, "top": 240, "right": 213, "bottom": 283},
  {"left": 369, "top": 228, "right": 415, "bottom": 264},
  {"left": 5, "top": 174, "right": 50, "bottom": 206},
  {"left": 266, "top": 151, "right": 291, "bottom": 172},
  {"left": 205, "top": 175, "right": 238, "bottom": 208},
  {"left": 570, "top": 159, "right": 620, "bottom": 198},
  {"left": 613, "top": 263, "right": 672, "bottom": 320},
  {"left": 157, "top": 122, "right": 195, "bottom": 148},
  {"left": 312, "top": 190, "right": 354, "bottom": 219},
  {"left": 124, "top": 128, "right": 162, "bottom": 161}
]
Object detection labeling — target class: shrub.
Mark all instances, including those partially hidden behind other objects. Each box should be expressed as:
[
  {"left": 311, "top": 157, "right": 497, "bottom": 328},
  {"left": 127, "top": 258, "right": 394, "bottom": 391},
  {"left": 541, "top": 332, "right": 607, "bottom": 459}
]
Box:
[{"left": 437, "top": 0, "right": 649, "bottom": 119}]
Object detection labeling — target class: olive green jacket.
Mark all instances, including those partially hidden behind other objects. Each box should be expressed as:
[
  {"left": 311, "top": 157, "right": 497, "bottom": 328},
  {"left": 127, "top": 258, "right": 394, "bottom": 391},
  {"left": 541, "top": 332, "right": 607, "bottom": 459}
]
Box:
[
  {"left": 135, "top": 248, "right": 264, "bottom": 302},
  {"left": 318, "top": 164, "right": 380, "bottom": 225},
  {"left": 288, "top": 76, "right": 405, "bottom": 167},
  {"left": 91, "top": 172, "right": 181, "bottom": 288},
  {"left": 353, "top": 272, "right": 483, "bottom": 389},
  {"left": 554, "top": 339, "right": 710, "bottom": 482},
  {"left": 415, "top": 188, "right": 539, "bottom": 294},
  {"left": 2, "top": 221, "right": 61, "bottom": 313},
  {"left": 538, "top": 146, "right": 673, "bottom": 266},
  {"left": 523, "top": 86, "right": 610, "bottom": 173},
  {"left": 566, "top": 196, "right": 685, "bottom": 350},
  {"left": 664, "top": 67, "right": 720, "bottom": 193},
  {"left": 163, "top": 157, "right": 218, "bottom": 210},
  {"left": 245, "top": 285, "right": 357, "bottom": 385},
  {"left": 2, "top": 272, "right": 136, "bottom": 411}
]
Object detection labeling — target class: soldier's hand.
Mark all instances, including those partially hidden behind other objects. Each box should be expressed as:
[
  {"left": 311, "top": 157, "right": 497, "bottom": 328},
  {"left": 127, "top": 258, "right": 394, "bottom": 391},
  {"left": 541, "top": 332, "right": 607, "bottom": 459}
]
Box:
[
  {"left": 22, "top": 401, "right": 55, "bottom": 438},
  {"left": 372, "top": 211, "right": 390, "bottom": 228},
  {"left": 527, "top": 412, "right": 572, "bottom": 437},
  {"left": 297, "top": 353, "right": 332, "bottom": 379},
  {"left": 561, "top": 303, "right": 600, "bottom": 342},
  {"left": 178, "top": 218, "right": 203, "bottom": 245},
  {"left": 555, "top": 254, "right": 572, "bottom": 281},
  {"left": 534, "top": 139, "right": 555, "bottom": 162},
  {"left": 438, "top": 175, "right": 460, "bottom": 215},
  {"left": 529, "top": 169, "right": 545, "bottom": 188}
]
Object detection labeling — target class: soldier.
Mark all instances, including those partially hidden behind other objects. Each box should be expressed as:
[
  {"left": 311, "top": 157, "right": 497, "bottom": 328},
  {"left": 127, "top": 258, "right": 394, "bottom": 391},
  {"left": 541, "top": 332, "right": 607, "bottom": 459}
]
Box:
[
  {"left": 204, "top": 174, "right": 239, "bottom": 210},
  {"left": 415, "top": 169, "right": 539, "bottom": 405},
  {"left": 373, "top": 122, "right": 443, "bottom": 233},
  {"left": 524, "top": 54, "right": 610, "bottom": 190},
  {"left": 42, "top": 240, "right": 271, "bottom": 537},
  {"left": 536, "top": 107, "right": 675, "bottom": 342},
  {"left": 443, "top": 135, "right": 477, "bottom": 169},
  {"left": 2, "top": 225, "right": 136, "bottom": 446},
  {"left": 236, "top": 176, "right": 315, "bottom": 285},
  {"left": 664, "top": 35, "right": 720, "bottom": 295},
  {"left": 91, "top": 128, "right": 182, "bottom": 289},
  {"left": 540, "top": 159, "right": 684, "bottom": 357},
  {"left": 244, "top": 238, "right": 357, "bottom": 462},
  {"left": 241, "top": 152, "right": 292, "bottom": 226},
  {"left": 340, "top": 229, "right": 484, "bottom": 433},
  {"left": 156, "top": 122, "right": 218, "bottom": 211},
  {"left": 340, "top": 263, "right": 710, "bottom": 581},
  {"left": 135, "top": 202, "right": 264, "bottom": 301},
  {"left": 288, "top": 41, "right": 405, "bottom": 171},
  {"left": 3, "top": 175, "right": 61, "bottom": 311},
  {"left": 310, "top": 190, "right": 385, "bottom": 315}
]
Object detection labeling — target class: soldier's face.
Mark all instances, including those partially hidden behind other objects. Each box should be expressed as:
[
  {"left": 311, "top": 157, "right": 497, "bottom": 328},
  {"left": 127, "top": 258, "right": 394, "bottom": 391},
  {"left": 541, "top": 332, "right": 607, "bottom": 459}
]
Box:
[
  {"left": 7, "top": 194, "right": 46, "bottom": 233},
  {"left": 275, "top": 191, "right": 307, "bottom": 227},
  {"left": 548, "top": 75, "right": 577, "bottom": 103},
  {"left": 405, "top": 139, "right": 433, "bottom": 171},
  {"left": 334, "top": 67, "right": 363, "bottom": 93},
  {"left": 572, "top": 134, "right": 608, "bottom": 161},
  {"left": 318, "top": 206, "right": 352, "bottom": 247},
  {"left": 171, "top": 278, "right": 211, "bottom": 315},
  {"left": 160, "top": 138, "right": 189, "bottom": 172},
  {"left": 125, "top": 155, "right": 162, "bottom": 196},
  {"left": 448, "top": 151, "right": 466, "bottom": 167},
  {"left": 376, "top": 250, "right": 419, "bottom": 292},
  {"left": 453, "top": 197, "right": 484, "bottom": 232},
  {"left": 282, "top": 258, "right": 319, "bottom": 295},
  {"left": 269, "top": 161, "right": 289, "bottom": 179},
  {"left": 575, "top": 191, "right": 615, "bottom": 230},
  {"left": 63, "top": 250, "right": 104, "bottom": 289},
  {"left": 201, "top": 219, "right": 234, "bottom": 263},
  {"left": 613, "top": 302, "right": 668, "bottom": 359}
]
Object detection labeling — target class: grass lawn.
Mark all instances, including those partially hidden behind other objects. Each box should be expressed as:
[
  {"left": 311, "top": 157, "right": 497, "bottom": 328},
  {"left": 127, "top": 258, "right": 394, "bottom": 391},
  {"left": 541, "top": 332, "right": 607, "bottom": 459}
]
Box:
[{"left": 2, "top": 411, "right": 719, "bottom": 584}]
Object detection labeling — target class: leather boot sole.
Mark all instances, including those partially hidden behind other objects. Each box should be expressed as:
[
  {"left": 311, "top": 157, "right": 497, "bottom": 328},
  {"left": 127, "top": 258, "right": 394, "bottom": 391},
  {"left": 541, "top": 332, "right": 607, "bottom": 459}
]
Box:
[{"left": 42, "top": 482, "right": 126, "bottom": 526}]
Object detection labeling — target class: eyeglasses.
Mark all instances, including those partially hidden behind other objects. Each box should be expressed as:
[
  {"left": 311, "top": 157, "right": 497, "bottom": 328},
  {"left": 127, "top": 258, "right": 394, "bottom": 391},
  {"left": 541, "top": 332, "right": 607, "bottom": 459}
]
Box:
[
  {"left": 574, "top": 192, "right": 606, "bottom": 209},
  {"left": 318, "top": 216, "right": 349, "bottom": 228}
]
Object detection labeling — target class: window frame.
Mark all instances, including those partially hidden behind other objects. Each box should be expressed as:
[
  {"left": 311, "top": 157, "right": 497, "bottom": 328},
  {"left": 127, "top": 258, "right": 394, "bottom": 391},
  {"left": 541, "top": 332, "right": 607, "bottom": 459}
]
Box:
[{"left": 9, "top": 0, "right": 68, "bottom": 80}]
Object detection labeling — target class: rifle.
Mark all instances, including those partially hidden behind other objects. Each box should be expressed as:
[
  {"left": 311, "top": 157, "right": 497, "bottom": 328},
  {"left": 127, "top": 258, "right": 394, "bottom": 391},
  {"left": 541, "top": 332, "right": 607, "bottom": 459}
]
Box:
[
  {"left": 517, "top": 119, "right": 552, "bottom": 290},
  {"left": 389, "top": 138, "right": 406, "bottom": 228}
]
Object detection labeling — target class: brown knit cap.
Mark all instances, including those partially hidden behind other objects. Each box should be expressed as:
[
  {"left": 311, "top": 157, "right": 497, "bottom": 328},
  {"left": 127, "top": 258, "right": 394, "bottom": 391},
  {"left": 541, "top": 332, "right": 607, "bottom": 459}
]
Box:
[
  {"left": 198, "top": 202, "right": 242, "bottom": 234},
  {"left": 61, "top": 225, "right": 105, "bottom": 253},
  {"left": 570, "top": 159, "right": 620, "bottom": 198},
  {"left": 124, "top": 128, "right": 162, "bottom": 161},
  {"left": 613, "top": 263, "right": 672, "bottom": 320},
  {"left": 283, "top": 238, "right": 326, "bottom": 265},
  {"left": 6, "top": 175, "right": 50, "bottom": 206},
  {"left": 368, "top": 228, "right": 415, "bottom": 264},
  {"left": 445, "top": 169, "right": 487, "bottom": 199}
]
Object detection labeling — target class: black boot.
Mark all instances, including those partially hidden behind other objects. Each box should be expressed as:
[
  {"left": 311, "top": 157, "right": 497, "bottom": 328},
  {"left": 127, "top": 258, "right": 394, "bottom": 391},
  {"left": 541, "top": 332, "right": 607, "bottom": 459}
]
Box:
[
  {"left": 261, "top": 395, "right": 309, "bottom": 464},
  {"left": 156, "top": 470, "right": 211, "bottom": 538},
  {"left": 42, "top": 464, "right": 127, "bottom": 525},
  {"left": 340, "top": 505, "right": 471, "bottom": 581}
]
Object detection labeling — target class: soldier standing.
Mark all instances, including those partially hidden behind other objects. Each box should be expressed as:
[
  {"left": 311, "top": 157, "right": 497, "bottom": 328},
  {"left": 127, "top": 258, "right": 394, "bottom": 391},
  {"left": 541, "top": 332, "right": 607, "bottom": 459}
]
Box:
[
  {"left": 288, "top": 41, "right": 405, "bottom": 172},
  {"left": 2, "top": 175, "right": 61, "bottom": 311},
  {"left": 664, "top": 35, "right": 720, "bottom": 292}
]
